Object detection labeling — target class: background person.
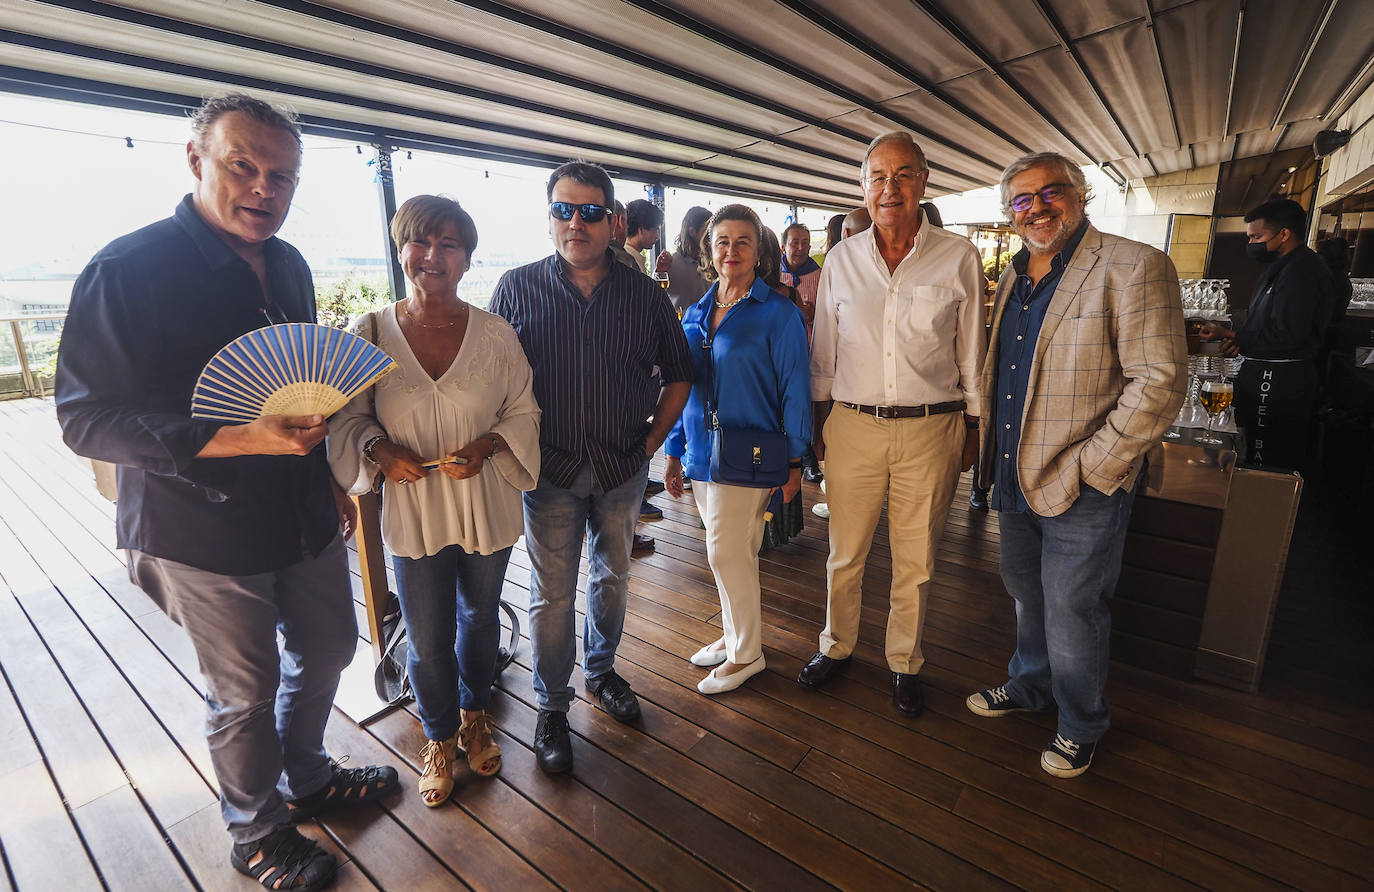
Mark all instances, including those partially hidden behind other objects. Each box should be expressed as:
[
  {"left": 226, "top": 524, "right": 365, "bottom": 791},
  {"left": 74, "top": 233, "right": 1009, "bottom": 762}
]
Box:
[
  {"left": 55, "top": 93, "right": 397, "bottom": 891},
  {"left": 329, "top": 195, "right": 540, "bottom": 805},
  {"left": 1199, "top": 198, "right": 1336, "bottom": 470},
  {"left": 665, "top": 205, "right": 810, "bottom": 694},
  {"left": 657, "top": 205, "right": 713, "bottom": 314}
]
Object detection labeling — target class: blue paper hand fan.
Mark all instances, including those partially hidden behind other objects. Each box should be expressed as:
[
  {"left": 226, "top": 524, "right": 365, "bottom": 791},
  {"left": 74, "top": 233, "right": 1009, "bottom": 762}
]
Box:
[{"left": 190, "top": 323, "right": 395, "bottom": 421}]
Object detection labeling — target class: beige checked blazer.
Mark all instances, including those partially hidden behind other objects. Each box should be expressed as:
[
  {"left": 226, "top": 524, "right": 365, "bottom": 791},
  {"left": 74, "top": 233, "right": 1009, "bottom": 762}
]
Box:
[{"left": 978, "top": 224, "right": 1187, "bottom": 517}]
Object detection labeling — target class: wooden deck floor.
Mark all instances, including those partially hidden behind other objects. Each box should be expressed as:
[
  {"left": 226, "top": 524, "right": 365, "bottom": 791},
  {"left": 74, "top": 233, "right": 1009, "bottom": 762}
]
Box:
[{"left": 1, "top": 395, "right": 1371, "bottom": 891}]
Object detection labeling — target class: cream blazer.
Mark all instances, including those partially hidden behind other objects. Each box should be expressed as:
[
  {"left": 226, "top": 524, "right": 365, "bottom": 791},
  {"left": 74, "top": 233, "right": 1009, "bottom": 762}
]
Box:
[{"left": 978, "top": 224, "right": 1187, "bottom": 517}]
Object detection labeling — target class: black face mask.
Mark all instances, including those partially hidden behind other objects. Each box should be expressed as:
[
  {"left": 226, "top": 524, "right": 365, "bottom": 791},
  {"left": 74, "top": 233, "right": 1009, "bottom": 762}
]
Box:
[{"left": 1246, "top": 237, "right": 1278, "bottom": 264}]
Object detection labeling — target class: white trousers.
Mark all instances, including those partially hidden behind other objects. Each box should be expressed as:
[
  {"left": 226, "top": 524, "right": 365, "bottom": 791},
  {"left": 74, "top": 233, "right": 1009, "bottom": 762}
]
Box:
[{"left": 691, "top": 479, "right": 772, "bottom": 664}]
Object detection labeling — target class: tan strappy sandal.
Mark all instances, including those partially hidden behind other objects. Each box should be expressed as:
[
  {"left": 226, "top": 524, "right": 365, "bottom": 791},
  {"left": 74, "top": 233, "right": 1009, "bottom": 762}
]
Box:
[
  {"left": 458, "top": 710, "right": 502, "bottom": 777},
  {"left": 418, "top": 735, "right": 458, "bottom": 807}
]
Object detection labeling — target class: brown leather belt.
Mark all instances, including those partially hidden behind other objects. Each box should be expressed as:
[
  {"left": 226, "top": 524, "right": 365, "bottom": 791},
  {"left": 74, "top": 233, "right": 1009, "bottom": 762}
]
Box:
[{"left": 839, "top": 400, "right": 965, "bottom": 419}]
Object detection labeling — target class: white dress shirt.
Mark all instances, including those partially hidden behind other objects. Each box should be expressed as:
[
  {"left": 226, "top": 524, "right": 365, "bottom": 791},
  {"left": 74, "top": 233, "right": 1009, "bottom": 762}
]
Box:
[
  {"left": 810, "top": 213, "right": 985, "bottom": 417},
  {"left": 328, "top": 305, "right": 541, "bottom": 559}
]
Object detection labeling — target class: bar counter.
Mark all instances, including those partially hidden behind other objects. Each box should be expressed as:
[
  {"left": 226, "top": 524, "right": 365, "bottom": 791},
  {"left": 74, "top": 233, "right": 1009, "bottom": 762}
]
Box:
[{"left": 1113, "top": 427, "right": 1302, "bottom": 692}]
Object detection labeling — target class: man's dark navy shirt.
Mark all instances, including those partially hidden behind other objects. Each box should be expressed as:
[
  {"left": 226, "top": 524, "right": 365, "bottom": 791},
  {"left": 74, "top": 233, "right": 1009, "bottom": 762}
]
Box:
[
  {"left": 488, "top": 252, "right": 693, "bottom": 491},
  {"left": 991, "top": 223, "right": 1088, "bottom": 513},
  {"left": 55, "top": 195, "right": 339, "bottom": 575}
]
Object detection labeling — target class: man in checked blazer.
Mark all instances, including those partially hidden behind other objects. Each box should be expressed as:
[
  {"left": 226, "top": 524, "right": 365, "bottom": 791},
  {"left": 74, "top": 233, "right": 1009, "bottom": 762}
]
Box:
[{"left": 964, "top": 152, "right": 1186, "bottom": 778}]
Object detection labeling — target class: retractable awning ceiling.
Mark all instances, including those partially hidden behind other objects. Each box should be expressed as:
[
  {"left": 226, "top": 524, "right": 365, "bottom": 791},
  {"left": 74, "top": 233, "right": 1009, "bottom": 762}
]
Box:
[{"left": 2, "top": 0, "right": 1372, "bottom": 209}]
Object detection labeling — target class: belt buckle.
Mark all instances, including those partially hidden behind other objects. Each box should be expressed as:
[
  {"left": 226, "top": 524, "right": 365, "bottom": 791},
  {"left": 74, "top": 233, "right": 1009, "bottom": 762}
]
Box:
[{"left": 876, "top": 405, "right": 895, "bottom": 419}]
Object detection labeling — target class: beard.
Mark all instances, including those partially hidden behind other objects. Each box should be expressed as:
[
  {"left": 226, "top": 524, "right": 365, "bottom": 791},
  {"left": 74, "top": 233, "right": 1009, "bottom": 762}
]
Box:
[{"left": 1016, "top": 204, "right": 1085, "bottom": 254}]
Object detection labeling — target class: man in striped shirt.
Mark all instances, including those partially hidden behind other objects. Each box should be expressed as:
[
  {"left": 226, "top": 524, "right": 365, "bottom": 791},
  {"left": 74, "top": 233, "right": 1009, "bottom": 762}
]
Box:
[{"left": 489, "top": 161, "right": 693, "bottom": 774}]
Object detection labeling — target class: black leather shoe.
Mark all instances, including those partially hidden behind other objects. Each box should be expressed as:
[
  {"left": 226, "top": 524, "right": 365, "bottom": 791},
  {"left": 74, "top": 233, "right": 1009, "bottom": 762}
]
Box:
[
  {"left": 892, "top": 672, "right": 924, "bottom": 718},
  {"left": 969, "top": 488, "right": 990, "bottom": 511},
  {"left": 533, "top": 710, "right": 573, "bottom": 774},
  {"left": 586, "top": 670, "right": 641, "bottom": 722},
  {"left": 644, "top": 478, "right": 665, "bottom": 496},
  {"left": 631, "top": 533, "right": 655, "bottom": 554},
  {"left": 796, "top": 652, "right": 851, "bottom": 689}
]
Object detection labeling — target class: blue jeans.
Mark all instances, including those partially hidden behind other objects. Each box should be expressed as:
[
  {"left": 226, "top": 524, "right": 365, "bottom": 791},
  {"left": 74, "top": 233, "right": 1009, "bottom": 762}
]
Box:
[
  {"left": 524, "top": 460, "right": 647, "bottom": 712},
  {"left": 393, "top": 544, "right": 513, "bottom": 741},
  {"left": 998, "top": 481, "right": 1136, "bottom": 744},
  {"left": 128, "top": 534, "right": 357, "bottom": 844}
]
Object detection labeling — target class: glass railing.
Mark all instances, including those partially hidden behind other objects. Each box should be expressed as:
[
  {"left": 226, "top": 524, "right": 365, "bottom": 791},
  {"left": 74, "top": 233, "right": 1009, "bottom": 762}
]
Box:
[{"left": 0, "top": 313, "right": 66, "bottom": 399}]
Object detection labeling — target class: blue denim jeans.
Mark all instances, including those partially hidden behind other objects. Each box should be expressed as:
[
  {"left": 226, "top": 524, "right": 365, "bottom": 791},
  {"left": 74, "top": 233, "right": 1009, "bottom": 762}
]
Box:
[
  {"left": 523, "top": 460, "right": 648, "bottom": 712},
  {"left": 128, "top": 534, "right": 357, "bottom": 844},
  {"left": 393, "top": 544, "right": 513, "bottom": 741},
  {"left": 998, "top": 481, "right": 1137, "bottom": 744}
]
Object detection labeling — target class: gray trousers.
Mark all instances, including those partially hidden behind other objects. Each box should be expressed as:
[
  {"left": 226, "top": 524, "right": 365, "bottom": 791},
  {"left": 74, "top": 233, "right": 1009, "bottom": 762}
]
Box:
[{"left": 129, "top": 534, "right": 357, "bottom": 844}]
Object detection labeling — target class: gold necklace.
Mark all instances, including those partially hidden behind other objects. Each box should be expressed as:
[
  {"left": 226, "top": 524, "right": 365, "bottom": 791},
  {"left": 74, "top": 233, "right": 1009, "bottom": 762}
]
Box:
[
  {"left": 714, "top": 292, "right": 746, "bottom": 309},
  {"left": 404, "top": 299, "right": 464, "bottom": 329}
]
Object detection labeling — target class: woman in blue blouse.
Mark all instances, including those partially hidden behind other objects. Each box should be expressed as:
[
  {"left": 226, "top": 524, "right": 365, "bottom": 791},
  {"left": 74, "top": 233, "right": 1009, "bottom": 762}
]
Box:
[{"left": 665, "top": 205, "right": 812, "bottom": 694}]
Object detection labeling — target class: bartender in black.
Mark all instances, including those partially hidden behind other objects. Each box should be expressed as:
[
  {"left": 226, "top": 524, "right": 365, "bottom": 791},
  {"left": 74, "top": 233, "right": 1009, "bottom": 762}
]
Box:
[{"left": 1200, "top": 198, "right": 1335, "bottom": 470}]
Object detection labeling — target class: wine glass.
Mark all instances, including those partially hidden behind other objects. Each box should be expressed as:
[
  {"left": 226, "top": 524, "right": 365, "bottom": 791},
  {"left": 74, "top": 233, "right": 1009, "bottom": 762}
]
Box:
[
  {"left": 1167, "top": 355, "right": 1206, "bottom": 436},
  {"left": 1196, "top": 369, "right": 1234, "bottom": 446}
]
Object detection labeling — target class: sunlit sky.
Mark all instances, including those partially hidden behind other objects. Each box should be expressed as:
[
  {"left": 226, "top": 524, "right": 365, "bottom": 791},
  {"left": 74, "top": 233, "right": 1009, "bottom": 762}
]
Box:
[{"left": 0, "top": 91, "right": 1126, "bottom": 306}]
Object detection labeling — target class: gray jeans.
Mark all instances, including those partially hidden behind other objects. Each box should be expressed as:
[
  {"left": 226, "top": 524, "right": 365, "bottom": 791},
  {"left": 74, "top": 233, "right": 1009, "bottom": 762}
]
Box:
[{"left": 129, "top": 534, "right": 357, "bottom": 843}]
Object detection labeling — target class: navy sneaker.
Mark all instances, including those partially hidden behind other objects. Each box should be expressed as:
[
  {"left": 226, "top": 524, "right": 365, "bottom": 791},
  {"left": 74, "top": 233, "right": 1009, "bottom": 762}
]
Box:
[
  {"left": 1041, "top": 734, "right": 1096, "bottom": 778},
  {"left": 966, "top": 684, "right": 1034, "bottom": 717}
]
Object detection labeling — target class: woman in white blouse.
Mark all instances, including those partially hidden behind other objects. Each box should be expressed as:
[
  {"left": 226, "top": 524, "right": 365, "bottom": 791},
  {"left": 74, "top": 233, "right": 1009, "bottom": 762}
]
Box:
[{"left": 330, "top": 195, "right": 540, "bottom": 807}]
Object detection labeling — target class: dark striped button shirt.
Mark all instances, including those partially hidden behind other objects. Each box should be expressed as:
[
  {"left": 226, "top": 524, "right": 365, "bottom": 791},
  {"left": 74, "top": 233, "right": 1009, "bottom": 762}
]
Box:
[{"left": 489, "top": 252, "right": 694, "bottom": 491}]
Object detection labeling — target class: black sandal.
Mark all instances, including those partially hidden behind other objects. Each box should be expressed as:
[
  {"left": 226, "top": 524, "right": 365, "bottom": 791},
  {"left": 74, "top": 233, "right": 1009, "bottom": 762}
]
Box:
[
  {"left": 230, "top": 826, "right": 337, "bottom": 891},
  {"left": 287, "top": 758, "right": 399, "bottom": 823}
]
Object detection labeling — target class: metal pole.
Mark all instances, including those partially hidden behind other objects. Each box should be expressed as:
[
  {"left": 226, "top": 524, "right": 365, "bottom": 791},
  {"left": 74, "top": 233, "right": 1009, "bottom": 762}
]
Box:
[
  {"left": 372, "top": 142, "right": 407, "bottom": 303},
  {"left": 648, "top": 182, "right": 666, "bottom": 264}
]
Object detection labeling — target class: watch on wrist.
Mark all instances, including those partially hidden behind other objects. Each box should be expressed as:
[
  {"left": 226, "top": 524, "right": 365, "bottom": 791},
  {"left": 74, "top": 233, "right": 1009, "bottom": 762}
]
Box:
[
  {"left": 362, "top": 435, "right": 387, "bottom": 463},
  {"left": 486, "top": 433, "right": 502, "bottom": 456}
]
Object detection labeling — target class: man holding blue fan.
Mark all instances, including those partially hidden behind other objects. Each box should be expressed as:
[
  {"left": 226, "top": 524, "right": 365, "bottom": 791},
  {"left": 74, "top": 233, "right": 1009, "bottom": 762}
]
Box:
[{"left": 56, "top": 93, "right": 396, "bottom": 892}]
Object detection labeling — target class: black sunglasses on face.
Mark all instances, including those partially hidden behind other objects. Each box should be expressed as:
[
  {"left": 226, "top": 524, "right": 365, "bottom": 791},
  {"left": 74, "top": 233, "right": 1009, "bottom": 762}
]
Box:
[
  {"left": 549, "top": 201, "right": 610, "bottom": 223},
  {"left": 1009, "top": 183, "right": 1072, "bottom": 213}
]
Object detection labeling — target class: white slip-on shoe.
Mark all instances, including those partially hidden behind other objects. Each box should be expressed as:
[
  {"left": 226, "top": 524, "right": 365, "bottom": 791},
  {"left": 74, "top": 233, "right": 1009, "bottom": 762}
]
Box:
[
  {"left": 697, "top": 655, "right": 766, "bottom": 695},
  {"left": 689, "top": 639, "right": 728, "bottom": 667}
]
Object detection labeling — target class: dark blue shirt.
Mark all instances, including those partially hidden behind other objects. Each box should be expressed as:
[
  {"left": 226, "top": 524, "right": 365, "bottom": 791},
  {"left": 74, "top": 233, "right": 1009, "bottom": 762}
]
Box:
[
  {"left": 666, "top": 278, "right": 812, "bottom": 480},
  {"left": 488, "top": 252, "right": 694, "bottom": 491},
  {"left": 991, "top": 224, "right": 1088, "bottom": 513},
  {"left": 55, "top": 195, "right": 340, "bottom": 575}
]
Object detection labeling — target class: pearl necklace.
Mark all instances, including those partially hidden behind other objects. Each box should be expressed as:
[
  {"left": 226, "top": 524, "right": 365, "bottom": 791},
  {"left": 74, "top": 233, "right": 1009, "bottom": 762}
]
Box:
[{"left": 404, "top": 300, "right": 464, "bottom": 329}]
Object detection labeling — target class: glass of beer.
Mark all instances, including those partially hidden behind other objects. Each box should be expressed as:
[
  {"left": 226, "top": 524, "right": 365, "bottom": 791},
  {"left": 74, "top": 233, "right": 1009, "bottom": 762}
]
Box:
[
  {"left": 1196, "top": 373, "right": 1234, "bottom": 446},
  {"left": 653, "top": 271, "right": 670, "bottom": 291}
]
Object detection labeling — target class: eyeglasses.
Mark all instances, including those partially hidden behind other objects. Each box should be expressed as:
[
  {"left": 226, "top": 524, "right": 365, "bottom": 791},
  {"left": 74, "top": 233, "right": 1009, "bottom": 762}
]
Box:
[
  {"left": 1008, "top": 183, "right": 1072, "bottom": 213},
  {"left": 549, "top": 201, "right": 610, "bottom": 223},
  {"left": 863, "top": 169, "right": 925, "bottom": 192}
]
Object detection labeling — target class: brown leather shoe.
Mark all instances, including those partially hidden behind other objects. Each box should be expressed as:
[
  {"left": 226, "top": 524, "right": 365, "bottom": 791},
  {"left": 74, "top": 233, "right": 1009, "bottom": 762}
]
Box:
[
  {"left": 892, "top": 672, "right": 924, "bottom": 718},
  {"left": 796, "top": 652, "right": 851, "bottom": 689},
  {"left": 631, "top": 533, "right": 655, "bottom": 554}
]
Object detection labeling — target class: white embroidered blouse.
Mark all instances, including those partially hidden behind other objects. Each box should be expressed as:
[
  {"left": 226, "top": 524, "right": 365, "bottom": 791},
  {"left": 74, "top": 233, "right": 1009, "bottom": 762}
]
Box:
[{"left": 328, "top": 303, "right": 541, "bottom": 559}]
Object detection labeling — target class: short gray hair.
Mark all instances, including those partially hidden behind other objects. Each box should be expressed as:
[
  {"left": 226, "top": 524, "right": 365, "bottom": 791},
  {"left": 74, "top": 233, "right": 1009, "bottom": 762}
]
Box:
[
  {"left": 190, "top": 93, "right": 302, "bottom": 151},
  {"left": 861, "top": 131, "right": 928, "bottom": 179},
  {"left": 999, "top": 152, "right": 1093, "bottom": 212}
]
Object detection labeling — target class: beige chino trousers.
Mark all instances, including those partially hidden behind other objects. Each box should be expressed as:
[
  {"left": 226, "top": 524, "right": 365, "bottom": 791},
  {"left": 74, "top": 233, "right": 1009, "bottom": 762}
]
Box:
[
  {"left": 819, "top": 405, "right": 962, "bottom": 673},
  {"left": 692, "top": 480, "right": 773, "bottom": 665}
]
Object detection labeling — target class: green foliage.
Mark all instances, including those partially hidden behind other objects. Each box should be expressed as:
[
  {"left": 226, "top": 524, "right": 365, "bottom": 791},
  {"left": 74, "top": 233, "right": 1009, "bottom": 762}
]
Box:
[
  {"left": 982, "top": 251, "right": 1015, "bottom": 281},
  {"left": 314, "top": 275, "right": 392, "bottom": 329}
]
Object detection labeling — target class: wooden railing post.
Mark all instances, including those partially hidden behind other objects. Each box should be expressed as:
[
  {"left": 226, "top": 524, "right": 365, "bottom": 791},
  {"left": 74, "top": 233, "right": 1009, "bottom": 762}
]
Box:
[{"left": 353, "top": 491, "right": 389, "bottom": 663}]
